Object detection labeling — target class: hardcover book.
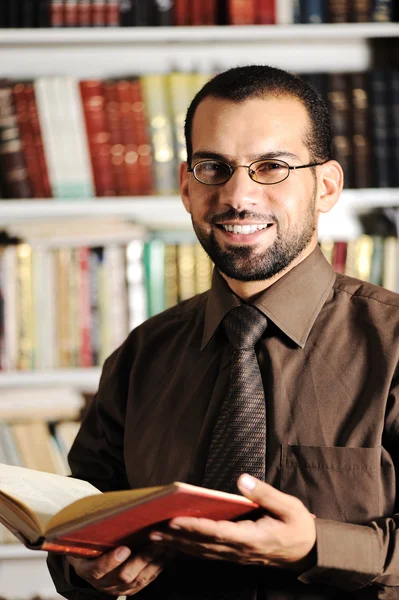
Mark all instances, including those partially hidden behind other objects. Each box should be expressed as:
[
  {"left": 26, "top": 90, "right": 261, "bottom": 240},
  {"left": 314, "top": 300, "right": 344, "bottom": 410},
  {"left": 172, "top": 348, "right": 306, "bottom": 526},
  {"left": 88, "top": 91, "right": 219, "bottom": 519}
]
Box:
[{"left": 0, "top": 463, "right": 259, "bottom": 557}]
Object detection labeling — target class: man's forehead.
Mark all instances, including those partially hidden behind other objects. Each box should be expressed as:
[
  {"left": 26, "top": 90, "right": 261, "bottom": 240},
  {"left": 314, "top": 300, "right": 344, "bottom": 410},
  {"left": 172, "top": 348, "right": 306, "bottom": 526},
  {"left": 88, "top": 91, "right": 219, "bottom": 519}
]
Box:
[{"left": 191, "top": 95, "right": 310, "bottom": 157}]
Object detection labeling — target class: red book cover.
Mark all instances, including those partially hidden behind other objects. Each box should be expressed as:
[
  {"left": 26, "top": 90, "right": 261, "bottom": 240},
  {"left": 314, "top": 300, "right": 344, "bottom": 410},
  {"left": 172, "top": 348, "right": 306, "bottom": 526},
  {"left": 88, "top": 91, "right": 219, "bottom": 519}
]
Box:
[
  {"left": 332, "top": 241, "right": 347, "bottom": 274},
  {"left": 64, "top": 0, "right": 79, "bottom": 26},
  {"left": 92, "top": 0, "right": 107, "bottom": 26},
  {"left": 174, "top": 0, "right": 190, "bottom": 25},
  {"left": 228, "top": 0, "right": 256, "bottom": 24},
  {"left": 0, "top": 80, "right": 32, "bottom": 199},
  {"left": 50, "top": 0, "right": 64, "bottom": 26},
  {"left": 13, "top": 83, "right": 47, "bottom": 199},
  {"left": 105, "top": 0, "right": 120, "bottom": 26},
  {"left": 8, "top": 480, "right": 259, "bottom": 557},
  {"left": 130, "top": 79, "right": 154, "bottom": 195},
  {"left": 203, "top": 0, "right": 216, "bottom": 24},
  {"left": 256, "top": 0, "right": 275, "bottom": 24},
  {"left": 115, "top": 80, "right": 141, "bottom": 196},
  {"left": 77, "top": 0, "right": 92, "bottom": 25},
  {"left": 78, "top": 246, "right": 93, "bottom": 368},
  {"left": 24, "top": 84, "right": 52, "bottom": 198},
  {"left": 103, "top": 80, "right": 130, "bottom": 195},
  {"left": 80, "top": 79, "right": 117, "bottom": 196}
]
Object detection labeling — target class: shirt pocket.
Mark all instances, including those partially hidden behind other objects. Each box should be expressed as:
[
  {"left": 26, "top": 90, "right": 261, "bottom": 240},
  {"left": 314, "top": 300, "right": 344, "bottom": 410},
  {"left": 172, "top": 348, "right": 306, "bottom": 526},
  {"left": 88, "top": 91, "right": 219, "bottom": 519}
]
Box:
[{"left": 279, "top": 444, "right": 381, "bottom": 524}]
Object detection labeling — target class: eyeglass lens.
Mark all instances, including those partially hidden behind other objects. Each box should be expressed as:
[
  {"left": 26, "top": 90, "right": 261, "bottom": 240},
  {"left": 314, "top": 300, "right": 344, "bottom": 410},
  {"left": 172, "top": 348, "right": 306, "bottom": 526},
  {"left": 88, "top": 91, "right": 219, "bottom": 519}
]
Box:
[{"left": 193, "top": 159, "right": 289, "bottom": 185}]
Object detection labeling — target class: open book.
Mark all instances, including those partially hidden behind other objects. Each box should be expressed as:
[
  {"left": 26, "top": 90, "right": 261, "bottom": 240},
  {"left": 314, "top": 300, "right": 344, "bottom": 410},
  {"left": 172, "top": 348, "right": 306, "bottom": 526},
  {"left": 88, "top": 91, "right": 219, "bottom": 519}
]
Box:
[{"left": 0, "top": 463, "right": 260, "bottom": 557}]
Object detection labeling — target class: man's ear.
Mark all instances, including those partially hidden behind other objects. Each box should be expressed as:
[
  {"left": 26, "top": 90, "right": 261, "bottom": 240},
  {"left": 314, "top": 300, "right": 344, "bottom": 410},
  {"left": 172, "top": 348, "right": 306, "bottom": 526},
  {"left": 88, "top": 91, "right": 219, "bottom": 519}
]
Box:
[
  {"left": 316, "top": 160, "right": 344, "bottom": 214},
  {"left": 180, "top": 162, "right": 191, "bottom": 214}
]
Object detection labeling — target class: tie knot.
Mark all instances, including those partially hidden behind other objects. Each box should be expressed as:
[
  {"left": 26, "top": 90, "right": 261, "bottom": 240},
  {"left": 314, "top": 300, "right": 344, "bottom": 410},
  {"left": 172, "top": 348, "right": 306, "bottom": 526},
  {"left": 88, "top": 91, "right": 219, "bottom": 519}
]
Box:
[{"left": 223, "top": 305, "right": 268, "bottom": 349}]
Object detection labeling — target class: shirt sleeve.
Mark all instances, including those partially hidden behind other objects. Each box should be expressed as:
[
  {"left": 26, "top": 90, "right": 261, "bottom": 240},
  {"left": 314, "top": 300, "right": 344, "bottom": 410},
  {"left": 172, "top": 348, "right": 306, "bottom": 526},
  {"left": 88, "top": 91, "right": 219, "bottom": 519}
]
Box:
[
  {"left": 299, "top": 370, "right": 399, "bottom": 597},
  {"left": 47, "top": 343, "right": 131, "bottom": 599}
]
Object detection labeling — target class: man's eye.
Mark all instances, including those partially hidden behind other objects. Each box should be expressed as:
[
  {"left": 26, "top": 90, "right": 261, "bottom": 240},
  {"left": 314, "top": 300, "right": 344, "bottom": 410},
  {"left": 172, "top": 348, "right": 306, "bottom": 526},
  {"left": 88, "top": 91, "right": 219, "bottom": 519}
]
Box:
[
  {"left": 256, "top": 161, "right": 284, "bottom": 172},
  {"left": 202, "top": 162, "right": 223, "bottom": 172}
]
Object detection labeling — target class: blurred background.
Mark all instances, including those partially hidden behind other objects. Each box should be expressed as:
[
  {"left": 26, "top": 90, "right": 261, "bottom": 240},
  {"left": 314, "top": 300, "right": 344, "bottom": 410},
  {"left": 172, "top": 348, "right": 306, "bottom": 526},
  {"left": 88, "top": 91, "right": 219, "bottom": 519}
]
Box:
[{"left": 0, "top": 1, "right": 398, "bottom": 597}]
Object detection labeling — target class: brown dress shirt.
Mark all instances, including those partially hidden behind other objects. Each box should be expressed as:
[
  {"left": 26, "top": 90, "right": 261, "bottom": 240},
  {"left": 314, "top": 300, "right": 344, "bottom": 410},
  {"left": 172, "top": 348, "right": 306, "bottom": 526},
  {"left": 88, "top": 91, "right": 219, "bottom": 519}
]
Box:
[{"left": 47, "top": 246, "right": 399, "bottom": 599}]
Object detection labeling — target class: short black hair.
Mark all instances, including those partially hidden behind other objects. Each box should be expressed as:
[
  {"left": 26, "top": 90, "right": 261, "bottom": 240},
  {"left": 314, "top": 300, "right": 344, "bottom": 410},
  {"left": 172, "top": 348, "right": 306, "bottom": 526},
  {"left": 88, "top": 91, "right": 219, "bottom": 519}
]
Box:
[{"left": 184, "top": 65, "right": 332, "bottom": 165}]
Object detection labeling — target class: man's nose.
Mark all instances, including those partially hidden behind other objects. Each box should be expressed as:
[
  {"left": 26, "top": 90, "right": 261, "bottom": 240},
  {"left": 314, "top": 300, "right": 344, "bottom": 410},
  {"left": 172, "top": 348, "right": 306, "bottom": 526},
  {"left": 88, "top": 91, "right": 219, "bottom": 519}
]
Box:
[{"left": 219, "top": 166, "right": 261, "bottom": 211}]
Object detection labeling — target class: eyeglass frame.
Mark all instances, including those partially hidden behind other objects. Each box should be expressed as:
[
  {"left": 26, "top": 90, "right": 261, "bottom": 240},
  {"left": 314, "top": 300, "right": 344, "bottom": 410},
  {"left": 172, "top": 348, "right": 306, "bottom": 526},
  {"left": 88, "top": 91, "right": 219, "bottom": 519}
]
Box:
[{"left": 187, "top": 158, "right": 327, "bottom": 186}]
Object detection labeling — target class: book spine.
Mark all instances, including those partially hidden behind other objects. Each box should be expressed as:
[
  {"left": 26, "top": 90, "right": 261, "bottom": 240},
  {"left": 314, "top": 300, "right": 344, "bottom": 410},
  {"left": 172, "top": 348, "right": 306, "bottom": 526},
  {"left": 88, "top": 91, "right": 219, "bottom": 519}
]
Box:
[
  {"left": 203, "top": 0, "right": 216, "bottom": 24},
  {"left": 140, "top": 74, "right": 177, "bottom": 195},
  {"left": 0, "top": 80, "right": 33, "bottom": 199},
  {"left": 104, "top": 244, "right": 129, "bottom": 350},
  {"left": 12, "top": 83, "right": 47, "bottom": 199},
  {"left": 25, "top": 84, "right": 53, "bottom": 198},
  {"left": 191, "top": 0, "right": 204, "bottom": 25},
  {"left": 327, "top": 0, "right": 350, "bottom": 22},
  {"left": 194, "top": 243, "right": 213, "bottom": 294},
  {"left": 153, "top": 0, "right": 174, "bottom": 25},
  {"left": 38, "top": 0, "right": 52, "bottom": 26},
  {"left": 0, "top": 246, "right": 18, "bottom": 371},
  {"left": 387, "top": 70, "right": 399, "bottom": 187},
  {"left": 64, "top": 0, "right": 79, "bottom": 26},
  {"left": 371, "top": 0, "right": 393, "bottom": 21},
  {"left": 177, "top": 243, "right": 196, "bottom": 301},
  {"left": 51, "top": 0, "right": 65, "bottom": 26},
  {"left": 78, "top": 246, "right": 93, "bottom": 367},
  {"left": 228, "top": 0, "right": 256, "bottom": 24},
  {"left": 16, "top": 244, "right": 35, "bottom": 370},
  {"left": 300, "top": 0, "right": 326, "bottom": 23},
  {"left": 350, "top": 72, "right": 372, "bottom": 189},
  {"left": 126, "top": 240, "right": 148, "bottom": 331},
  {"left": 382, "top": 236, "right": 398, "bottom": 292},
  {"left": 77, "top": 0, "right": 92, "bottom": 25},
  {"left": 19, "top": 0, "right": 36, "bottom": 27},
  {"left": 103, "top": 80, "right": 130, "bottom": 195},
  {"left": 56, "top": 248, "right": 72, "bottom": 368},
  {"left": 106, "top": 0, "right": 121, "bottom": 25},
  {"left": 115, "top": 79, "right": 141, "bottom": 196},
  {"left": 173, "top": 0, "right": 190, "bottom": 24},
  {"left": 134, "top": 0, "right": 153, "bottom": 25},
  {"left": 164, "top": 243, "right": 179, "bottom": 308},
  {"left": 256, "top": 0, "right": 276, "bottom": 24},
  {"left": 89, "top": 248, "right": 101, "bottom": 366},
  {"left": 144, "top": 239, "right": 165, "bottom": 317},
  {"left": 352, "top": 0, "right": 371, "bottom": 21},
  {"left": 120, "top": 0, "right": 135, "bottom": 26},
  {"left": 331, "top": 240, "right": 347, "bottom": 274},
  {"left": 368, "top": 70, "right": 391, "bottom": 188},
  {"left": 130, "top": 78, "right": 154, "bottom": 195},
  {"left": 92, "top": 0, "right": 107, "bottom": 25},
  {"left": 80, "top": 79, "right": 117, "bottom": 196},
  {"left": 327, "top": 73, "right": 354, "bottom": 189},
  {"left": 276, "top": 0, "right": 294, "bottom": 23}
]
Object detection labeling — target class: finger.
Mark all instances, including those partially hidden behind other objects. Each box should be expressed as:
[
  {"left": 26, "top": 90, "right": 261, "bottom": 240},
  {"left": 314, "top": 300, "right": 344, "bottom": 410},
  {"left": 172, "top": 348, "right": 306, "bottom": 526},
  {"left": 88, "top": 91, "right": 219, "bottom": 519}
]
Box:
[
  {"left": 69, "top": 546, "right": 131, "bottom": 581},
  {"left": 237, "top": 474, "right": 305, "bottom": 521}
]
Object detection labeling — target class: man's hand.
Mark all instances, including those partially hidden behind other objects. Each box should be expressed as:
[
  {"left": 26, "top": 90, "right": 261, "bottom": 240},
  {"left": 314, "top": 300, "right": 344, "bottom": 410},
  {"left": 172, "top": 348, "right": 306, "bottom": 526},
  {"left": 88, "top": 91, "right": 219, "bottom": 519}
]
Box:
[
  {"left": 68, "top": 545, "right": 175, "bottom": 596},
  {"left": 149, "top": 474, "right": 317, "bottom": 572}
]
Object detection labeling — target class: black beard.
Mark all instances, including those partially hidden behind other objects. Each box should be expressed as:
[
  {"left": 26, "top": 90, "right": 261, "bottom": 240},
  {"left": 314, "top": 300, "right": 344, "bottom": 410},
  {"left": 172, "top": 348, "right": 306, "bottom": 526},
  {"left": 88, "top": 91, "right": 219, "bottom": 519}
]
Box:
[{"left": 192, "top": 196, "right": 317, "bottom": 282}]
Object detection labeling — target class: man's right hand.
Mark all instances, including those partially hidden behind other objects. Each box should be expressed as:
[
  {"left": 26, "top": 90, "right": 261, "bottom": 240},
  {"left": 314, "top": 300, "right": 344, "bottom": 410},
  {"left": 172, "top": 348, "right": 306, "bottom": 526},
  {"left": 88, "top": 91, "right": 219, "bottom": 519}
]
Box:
[{"left": 68, "top": 545, "right": 174, "bottom": 596}]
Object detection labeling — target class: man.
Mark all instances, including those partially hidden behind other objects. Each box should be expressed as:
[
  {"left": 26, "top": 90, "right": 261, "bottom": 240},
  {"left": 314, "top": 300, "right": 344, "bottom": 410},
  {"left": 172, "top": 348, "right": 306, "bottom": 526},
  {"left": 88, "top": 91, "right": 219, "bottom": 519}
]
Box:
[{"left": 48, "top": 65, "right": 399, "bottom": 599}]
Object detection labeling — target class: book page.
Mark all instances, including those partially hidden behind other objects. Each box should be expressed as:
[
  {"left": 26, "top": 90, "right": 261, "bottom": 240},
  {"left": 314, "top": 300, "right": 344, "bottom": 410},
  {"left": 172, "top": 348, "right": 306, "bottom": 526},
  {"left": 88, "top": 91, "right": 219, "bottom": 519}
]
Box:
[{"left": 0, "top": 463, "right": 100, "bottom": 532}]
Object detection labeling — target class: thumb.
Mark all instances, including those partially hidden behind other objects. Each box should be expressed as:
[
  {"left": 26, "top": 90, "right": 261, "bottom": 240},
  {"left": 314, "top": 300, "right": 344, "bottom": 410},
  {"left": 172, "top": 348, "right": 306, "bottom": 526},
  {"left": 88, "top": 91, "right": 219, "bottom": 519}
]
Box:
[{"left": 237, "top": 473, "right": 311, "bottom": 522}]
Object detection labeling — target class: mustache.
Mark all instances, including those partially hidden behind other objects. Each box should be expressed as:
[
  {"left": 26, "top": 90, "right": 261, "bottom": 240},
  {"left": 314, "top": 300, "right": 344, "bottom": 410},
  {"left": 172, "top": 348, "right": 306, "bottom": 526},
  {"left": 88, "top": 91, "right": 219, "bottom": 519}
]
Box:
[{"left": 206, "top": 208, "right": 278, "bottom": 225}]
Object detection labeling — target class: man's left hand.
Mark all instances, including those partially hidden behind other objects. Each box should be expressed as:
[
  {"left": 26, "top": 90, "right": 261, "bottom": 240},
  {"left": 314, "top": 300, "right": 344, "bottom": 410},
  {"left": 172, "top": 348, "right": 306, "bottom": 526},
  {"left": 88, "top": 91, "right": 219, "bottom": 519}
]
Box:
[{"left": 149, "top": 474, "right": 316, "bottom": 572}]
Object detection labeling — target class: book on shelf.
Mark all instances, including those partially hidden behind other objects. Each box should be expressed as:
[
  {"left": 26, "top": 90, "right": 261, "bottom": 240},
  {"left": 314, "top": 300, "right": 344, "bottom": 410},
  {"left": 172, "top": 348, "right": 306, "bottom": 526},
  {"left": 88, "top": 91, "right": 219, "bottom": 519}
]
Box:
[{"left": 0, "top": 463, "right": 259, "bottom": 557}]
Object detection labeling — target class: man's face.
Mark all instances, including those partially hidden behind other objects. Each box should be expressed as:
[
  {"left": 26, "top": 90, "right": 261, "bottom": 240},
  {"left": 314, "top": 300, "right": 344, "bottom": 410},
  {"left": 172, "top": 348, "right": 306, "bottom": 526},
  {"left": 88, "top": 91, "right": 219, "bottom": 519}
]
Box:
[{"left": 180, "top": 95, "right": 321, "bottom": 282}]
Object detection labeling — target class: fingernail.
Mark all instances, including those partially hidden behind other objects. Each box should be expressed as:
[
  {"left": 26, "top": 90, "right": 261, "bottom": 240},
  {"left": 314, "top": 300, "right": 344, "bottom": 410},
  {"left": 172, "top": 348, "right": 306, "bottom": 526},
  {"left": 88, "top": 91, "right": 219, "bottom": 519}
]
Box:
[
  {"left": 115, "top": 547, "right": 131, "bottom": 562},
  {"left": 239, "top": 473, "right": 256, "bottom": 491},
  {"left": 149, "top": 532, "right": 163, "bottom": 541}
]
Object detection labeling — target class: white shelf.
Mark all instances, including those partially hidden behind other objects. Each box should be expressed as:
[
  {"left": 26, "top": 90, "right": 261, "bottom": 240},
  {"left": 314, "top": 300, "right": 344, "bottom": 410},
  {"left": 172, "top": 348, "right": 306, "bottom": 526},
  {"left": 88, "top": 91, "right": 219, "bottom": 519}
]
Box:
[
  {"left": 1, "top": 190, "right": 398, "bottom": 238},
  {"left": 0, "top": 196, "right": 189, "bottom": 227},
  {"left": 0, "top": 368, "right": 101, "bottom": 391},
  {"left": 2, "top": 23, "right": 399, "bottom": 44},
  {"left": 3, "top": 23, "right": 395, "bottom": 76}
]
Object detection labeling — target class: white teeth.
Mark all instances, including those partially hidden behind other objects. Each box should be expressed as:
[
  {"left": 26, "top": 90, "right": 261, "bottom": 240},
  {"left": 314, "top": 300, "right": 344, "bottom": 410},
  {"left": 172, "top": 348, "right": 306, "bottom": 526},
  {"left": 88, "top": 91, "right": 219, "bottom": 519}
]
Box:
[{"left": 222, "top": 224, "right": 270, "bottom": 234}]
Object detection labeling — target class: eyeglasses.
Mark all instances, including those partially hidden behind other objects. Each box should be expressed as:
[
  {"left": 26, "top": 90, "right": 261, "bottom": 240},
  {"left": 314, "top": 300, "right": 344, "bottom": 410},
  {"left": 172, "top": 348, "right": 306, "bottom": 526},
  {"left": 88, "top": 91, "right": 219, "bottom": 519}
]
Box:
[{"left": 187, "top": 158, "right": 325, "bottom": 186}]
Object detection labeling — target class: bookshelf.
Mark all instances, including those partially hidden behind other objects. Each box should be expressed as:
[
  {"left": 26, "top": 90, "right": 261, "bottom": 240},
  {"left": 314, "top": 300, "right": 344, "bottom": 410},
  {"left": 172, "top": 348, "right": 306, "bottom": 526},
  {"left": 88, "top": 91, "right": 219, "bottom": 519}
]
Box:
[{"left": 1, "top": 20, "right": 399, "bottom": 599}]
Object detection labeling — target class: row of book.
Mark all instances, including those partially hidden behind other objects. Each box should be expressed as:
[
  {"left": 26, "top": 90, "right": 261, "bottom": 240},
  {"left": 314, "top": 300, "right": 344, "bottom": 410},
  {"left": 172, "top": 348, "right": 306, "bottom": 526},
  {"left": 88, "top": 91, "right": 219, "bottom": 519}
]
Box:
[
  {"left": 1, "top": 1, "right": 397, "bottom": 28},
  {"left": 0, "top": 72, "right": 211, "bottom": 200},
  {"left": 0, "top": 385, "right": 85, "bottom": 544},
  {"left": 1, "top": 68, "right": 399, "bottom": 200},
  {"left": 0, "top": 234, "right": 213, "bottom": 371}
]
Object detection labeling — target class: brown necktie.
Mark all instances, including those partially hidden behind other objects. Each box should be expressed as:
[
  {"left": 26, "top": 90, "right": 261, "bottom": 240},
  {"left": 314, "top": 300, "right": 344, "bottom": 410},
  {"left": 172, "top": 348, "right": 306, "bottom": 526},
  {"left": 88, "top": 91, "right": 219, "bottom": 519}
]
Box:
[{"left": 202, "top": 304, "right": 268, "bottom": 495}]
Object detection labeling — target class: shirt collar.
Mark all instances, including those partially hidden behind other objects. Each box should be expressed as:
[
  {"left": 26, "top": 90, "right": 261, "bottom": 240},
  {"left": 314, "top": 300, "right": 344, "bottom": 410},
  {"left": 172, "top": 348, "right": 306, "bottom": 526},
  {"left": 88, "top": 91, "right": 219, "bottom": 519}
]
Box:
[{"left": 201, "top": 246, "right": 335, "bottom": 350}]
